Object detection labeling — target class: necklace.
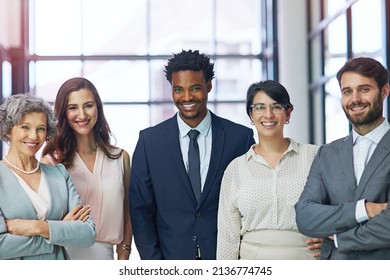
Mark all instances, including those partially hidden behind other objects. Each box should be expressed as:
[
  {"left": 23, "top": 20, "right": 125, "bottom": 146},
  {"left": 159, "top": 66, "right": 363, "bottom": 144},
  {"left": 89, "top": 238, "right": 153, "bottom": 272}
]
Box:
[{"left": 3, "top": 156, "right": 40, "bottom": 175}]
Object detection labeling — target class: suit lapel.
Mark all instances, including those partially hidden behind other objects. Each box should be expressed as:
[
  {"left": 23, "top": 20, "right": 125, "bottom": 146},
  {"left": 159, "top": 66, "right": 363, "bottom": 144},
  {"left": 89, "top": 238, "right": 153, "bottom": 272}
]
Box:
[
  {"left": 0, "top": 162, "right": 37, "bottom": 219},
  {"left": 199, "top": 113, "right": 224, "bottom": 207},
  {"left": 339, "top": 134, "right": 358, "bottom": 194},
  {"left": 355, "top": 130, "right": 390, "bottom": 199}
]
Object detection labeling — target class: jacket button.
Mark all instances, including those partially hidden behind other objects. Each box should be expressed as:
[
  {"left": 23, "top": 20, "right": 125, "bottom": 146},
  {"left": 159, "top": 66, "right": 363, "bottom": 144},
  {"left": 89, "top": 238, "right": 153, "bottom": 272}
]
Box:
[{"left": 192, "top": 235, "right": 197, "bottom": 241}]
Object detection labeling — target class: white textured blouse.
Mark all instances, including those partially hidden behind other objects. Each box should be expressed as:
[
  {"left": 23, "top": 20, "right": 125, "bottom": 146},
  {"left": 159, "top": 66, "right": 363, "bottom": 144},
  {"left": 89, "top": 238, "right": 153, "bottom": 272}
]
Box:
[{"left": 217, "top": 138, "right": 319, "bottom": 259}]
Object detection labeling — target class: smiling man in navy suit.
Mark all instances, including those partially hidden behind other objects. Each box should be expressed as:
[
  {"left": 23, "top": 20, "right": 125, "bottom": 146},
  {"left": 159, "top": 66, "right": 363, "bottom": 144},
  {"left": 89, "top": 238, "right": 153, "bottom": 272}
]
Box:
[{"left": 130, "top": 50, "right": 255, "bottom": 260}]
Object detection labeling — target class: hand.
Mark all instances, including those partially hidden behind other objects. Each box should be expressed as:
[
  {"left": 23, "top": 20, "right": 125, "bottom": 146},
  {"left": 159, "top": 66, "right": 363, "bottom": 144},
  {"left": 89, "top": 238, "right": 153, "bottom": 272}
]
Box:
[
  {"left": 41, "top": 154, "right": 57, "bottom": 166},
  {"left": 6, "top": 219, "right": 47, "bottom": 237},
  {"left": 62, "top": 204, "right": 91, "bottom": 222},
  {"left": 365, "top": 202, "right": 388, "bottom": 218},
  {"left": 306, "top": 237, "right": 322, "bottom": 259}
]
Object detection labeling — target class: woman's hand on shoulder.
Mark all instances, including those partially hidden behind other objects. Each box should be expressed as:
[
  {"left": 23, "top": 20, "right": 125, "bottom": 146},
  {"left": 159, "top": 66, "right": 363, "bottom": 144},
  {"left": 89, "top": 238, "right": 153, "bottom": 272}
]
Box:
[{"left": 41, "top": 154, "right": 56, "bottom": 166}]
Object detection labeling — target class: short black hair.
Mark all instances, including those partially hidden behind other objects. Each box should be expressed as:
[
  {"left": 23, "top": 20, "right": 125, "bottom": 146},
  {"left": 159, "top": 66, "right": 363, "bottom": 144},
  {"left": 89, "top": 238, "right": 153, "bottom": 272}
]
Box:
[
  {"left": 246, "top": 80, "right": 294, "bottom": 117},
  {"left": 164, "top": 49, "right": 215, "bottom": 84}
]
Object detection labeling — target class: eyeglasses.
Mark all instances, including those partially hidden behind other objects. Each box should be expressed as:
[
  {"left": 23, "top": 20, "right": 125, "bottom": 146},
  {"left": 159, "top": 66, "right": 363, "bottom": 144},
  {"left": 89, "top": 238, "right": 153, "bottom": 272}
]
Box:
[{"left": 250, "top": 103, "right": 288, "bottom": 115}]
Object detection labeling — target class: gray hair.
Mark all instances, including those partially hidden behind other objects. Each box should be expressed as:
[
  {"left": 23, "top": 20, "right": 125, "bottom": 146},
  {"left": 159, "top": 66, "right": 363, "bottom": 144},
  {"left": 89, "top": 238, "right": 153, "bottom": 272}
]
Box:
[{"left": 0, "top": 94, "right": 58, "bottom": 142}]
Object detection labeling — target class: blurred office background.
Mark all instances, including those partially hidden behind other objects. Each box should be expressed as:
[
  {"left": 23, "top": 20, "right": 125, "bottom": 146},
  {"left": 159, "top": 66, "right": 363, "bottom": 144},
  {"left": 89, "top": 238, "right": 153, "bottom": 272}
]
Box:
[
  {"left": 0, "top": 0, "right": 389, "bottom": 261},
  {"left": 0, "top": 0, "right": 388, "bottom": 161}
]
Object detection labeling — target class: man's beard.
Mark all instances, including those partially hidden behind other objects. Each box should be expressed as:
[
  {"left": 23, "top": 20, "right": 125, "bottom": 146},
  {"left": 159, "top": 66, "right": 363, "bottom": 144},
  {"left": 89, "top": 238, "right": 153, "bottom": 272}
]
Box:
[{"left": 342, "top": 92, "right": 383, "bottom": 127}]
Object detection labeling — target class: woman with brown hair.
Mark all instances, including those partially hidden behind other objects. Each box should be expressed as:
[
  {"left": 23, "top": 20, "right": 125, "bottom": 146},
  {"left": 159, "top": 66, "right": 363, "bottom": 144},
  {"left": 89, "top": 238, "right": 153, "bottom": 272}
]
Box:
[{"left": 42, "top": 77, "right": 132, "bottom": 260}]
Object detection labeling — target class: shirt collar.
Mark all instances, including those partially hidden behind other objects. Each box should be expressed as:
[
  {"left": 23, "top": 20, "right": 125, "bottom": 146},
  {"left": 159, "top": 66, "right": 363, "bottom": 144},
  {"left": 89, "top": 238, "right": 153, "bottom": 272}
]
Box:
[
  {"left": 177, "top": 110, "right": 212, "bottom": 138},
  {"left": 246, "top": 138, "right": 299, "bottom": 161},
  {"left": 352, "top": 119, "right": 390, "bottom": 145}
]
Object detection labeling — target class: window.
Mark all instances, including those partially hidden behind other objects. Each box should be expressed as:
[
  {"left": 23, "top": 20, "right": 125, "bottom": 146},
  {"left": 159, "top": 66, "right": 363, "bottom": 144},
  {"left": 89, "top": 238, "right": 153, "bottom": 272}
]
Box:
[
  {"left": 308, "top": 0, "right": 388, "bottom": 144},
  {"left": 27, "top": 0, "right": 274, "bottom": 153}
]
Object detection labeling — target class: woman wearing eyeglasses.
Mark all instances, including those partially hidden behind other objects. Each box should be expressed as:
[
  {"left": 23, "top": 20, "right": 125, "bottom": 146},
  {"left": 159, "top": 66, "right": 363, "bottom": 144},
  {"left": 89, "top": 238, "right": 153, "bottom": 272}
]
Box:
[{"left": 217, "top": 80, "right": 321, "bottom": 260}]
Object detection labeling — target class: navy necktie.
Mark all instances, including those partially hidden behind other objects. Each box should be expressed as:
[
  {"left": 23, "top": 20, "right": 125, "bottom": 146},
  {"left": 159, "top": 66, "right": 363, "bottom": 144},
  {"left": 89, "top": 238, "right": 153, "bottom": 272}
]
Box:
[{"left": 188, "top": 129, "right": 201, "bottom": 203}]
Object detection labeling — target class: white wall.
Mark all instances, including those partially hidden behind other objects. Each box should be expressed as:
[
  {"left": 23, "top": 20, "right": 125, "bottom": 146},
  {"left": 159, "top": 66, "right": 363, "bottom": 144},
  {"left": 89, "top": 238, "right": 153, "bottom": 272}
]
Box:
[{"left": 278, "top": 0, "right": 310, "bottom": 143}]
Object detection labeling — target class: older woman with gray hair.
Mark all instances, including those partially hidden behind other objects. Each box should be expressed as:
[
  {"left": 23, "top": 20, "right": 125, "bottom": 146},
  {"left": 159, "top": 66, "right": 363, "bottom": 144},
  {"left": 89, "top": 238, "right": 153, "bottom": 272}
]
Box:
[{"left": 0, "top": 93, "right": 96, "bottom": 260}]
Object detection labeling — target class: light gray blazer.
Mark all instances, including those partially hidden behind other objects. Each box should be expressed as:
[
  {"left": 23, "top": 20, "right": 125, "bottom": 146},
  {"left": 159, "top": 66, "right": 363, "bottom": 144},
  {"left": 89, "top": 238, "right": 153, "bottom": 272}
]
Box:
[
  {"left": 0, "top": 162, "right": 96, "bottom": 260},
  {"left": 295, "top": 130, "right": 390, "bottom": 259}
]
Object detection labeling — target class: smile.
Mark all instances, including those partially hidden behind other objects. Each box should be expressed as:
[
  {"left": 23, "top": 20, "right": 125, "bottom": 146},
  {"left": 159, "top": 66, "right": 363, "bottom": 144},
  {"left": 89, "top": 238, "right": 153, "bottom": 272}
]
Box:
[
  {"left": 24, "top": 142, "right": 40, "bottom": 148},
  {"left": 181, "top": 103, "right": 197, "bottom": 110},
  {"left": 261, "top": 122, "right": 277, "bottom": 127},
  {"left": 76, "top": 120, "right": 90, "bottom": 126},
  {"left": 349, "top": 104, "right": 367, "bottom": 113}
]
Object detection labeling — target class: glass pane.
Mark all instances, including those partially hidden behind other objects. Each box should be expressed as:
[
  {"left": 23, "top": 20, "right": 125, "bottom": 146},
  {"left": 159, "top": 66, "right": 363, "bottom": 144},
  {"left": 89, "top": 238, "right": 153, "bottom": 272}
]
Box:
[
  {"left": 32, "top": 61, "right": 83, "bottom": 102},
  {"left": 324, "top": 57, "right": 347, "bottom": 81},
  {"left": 32, "top": 0, "right": 82, "bottom": 55},
  {"left": 82, "top": 0, "right": 148, "bottom": 55},
  {"left": 215, "top": 0, "right": 261, "bottom": 54},
  {"left": 103, "top": 104, "right": 150, "bottom": 156},
  {"left": 2, "top": 61, "right": 12, "bottom": 98},
  {"left": 150, "top": 60, "right": 172, "bottom": 101},
  {"left": 215, "top": 103, "right": 252, "bottom": 128},
  {"left": 324, "top": 16, "right": 347, "bottom": 76},
  {"left": 325, "top": 79, "right": 349, "bottom": 143},
  {"left": 325, "top": 0, "right": 346, "bottom": 17},
  {"left": 150, "top": 104, "right": 177, "bottom": 126},
  {"left": 83, "top": 60, "right": 149, "bottom": 102},
  {"left": 149, "top": 0, "right": 213, "bottom": 54},
  {"left": 351, "top": 0, "right": 383, "bottom": 54},
  {"left": 326, "top": 15, "right": 347, "bottom": 55},
  {"left": 213, "top": 59, "right": 261, "bottom": 101}
]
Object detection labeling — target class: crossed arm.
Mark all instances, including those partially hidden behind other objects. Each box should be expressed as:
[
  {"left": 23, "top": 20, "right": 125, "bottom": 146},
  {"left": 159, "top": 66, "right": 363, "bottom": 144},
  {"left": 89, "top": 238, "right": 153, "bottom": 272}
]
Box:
[{"left": 5, "top": 204, "right": 90, "bottom": 239}]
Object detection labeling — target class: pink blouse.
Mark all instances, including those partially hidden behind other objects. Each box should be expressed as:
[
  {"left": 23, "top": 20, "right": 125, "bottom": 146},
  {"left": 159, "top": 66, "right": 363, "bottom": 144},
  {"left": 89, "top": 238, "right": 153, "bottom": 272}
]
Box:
[{"left": 68, "top": 148, "right": 125, "bottom": 244}]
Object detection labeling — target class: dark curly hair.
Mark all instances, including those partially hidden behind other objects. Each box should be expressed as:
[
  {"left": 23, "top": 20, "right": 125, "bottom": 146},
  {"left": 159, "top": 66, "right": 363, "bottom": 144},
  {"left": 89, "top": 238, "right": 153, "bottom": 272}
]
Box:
[{"left": 164, "top": 49, "right": 215, "bottom": 84}]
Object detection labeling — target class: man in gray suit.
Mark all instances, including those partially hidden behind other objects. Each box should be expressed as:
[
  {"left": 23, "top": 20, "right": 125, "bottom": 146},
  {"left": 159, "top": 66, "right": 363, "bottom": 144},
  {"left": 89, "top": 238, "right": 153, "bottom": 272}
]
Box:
[{"left": 295, "top": 57, "right": 390, "bottom": 259}]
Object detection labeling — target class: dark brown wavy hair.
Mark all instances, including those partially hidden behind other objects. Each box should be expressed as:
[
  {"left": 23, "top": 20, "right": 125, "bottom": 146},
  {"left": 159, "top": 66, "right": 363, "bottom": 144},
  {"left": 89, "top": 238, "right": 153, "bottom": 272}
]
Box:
[{"left": 43, "top": 77, "right": 121, "bottom": 168}]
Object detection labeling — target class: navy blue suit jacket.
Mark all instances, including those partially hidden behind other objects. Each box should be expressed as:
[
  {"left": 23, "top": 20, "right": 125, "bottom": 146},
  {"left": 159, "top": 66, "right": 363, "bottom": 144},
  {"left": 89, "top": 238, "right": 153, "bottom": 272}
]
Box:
[{"left": 130, "top": 112, "right": 255, "bottom": 259}]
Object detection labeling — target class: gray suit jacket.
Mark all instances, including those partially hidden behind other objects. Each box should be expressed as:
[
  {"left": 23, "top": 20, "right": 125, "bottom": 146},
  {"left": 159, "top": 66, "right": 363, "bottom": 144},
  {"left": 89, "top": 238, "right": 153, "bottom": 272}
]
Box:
[
  {"left": 295, "top": 129, "right": 390, "bottom": 259},
  {"left": 0, "top": 162, "right": 96, "bottom": 260}
]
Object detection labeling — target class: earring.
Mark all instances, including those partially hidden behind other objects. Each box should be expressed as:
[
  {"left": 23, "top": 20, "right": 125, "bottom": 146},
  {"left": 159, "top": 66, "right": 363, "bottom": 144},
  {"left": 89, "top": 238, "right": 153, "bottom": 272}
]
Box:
[
  {"left": 250, "top": 121, "right": 255, "bottom": 125},
  {"left": 285, "top": 120, "right": 290, "bottom": 124}
]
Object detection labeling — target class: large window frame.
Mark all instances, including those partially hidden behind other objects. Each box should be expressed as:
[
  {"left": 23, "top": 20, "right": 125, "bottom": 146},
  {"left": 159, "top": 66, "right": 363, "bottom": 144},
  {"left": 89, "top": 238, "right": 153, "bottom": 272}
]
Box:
[
  {"left": 14, "top": 0, "right": 278, "bottom": 154},
  {"left": 308, "top": 0, "right": 390, "bottom": 145}
]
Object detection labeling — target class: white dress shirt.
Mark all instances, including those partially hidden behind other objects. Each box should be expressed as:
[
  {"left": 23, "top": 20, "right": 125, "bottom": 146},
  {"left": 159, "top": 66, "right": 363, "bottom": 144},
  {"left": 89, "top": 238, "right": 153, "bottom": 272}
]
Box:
[
  {"left": 177, "top": 111, "right": 212, "bottom": 192},
  {"left": 334, "top": 120, "right": 390, "bottom": 248},
  {"left": 353, "top": 120, "right": 390, "bottom": 222}
]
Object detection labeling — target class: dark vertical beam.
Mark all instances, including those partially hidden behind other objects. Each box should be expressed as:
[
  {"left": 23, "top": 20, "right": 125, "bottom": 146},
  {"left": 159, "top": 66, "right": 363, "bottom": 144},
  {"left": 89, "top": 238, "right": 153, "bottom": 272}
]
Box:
[
  {"left": 10, "top": 47, "right": 29, "bottom": 94},
  {"left": 386, "top": 0, "right": 390, "bottom": 120},
  {"left": 320, "top": 0, "right": 326, "bottom": 144},
  {"left": 10, "top": 0, "right": 30, "bottom": 94},
  {"left": 306, "top": 0, "right": 314, "bottom": 144},
  {"left": 346, "top": 2, "right": 353, "bottom": 133},
  {"left": 271, "top": 0, "right": 279, "bottom": 81}
]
